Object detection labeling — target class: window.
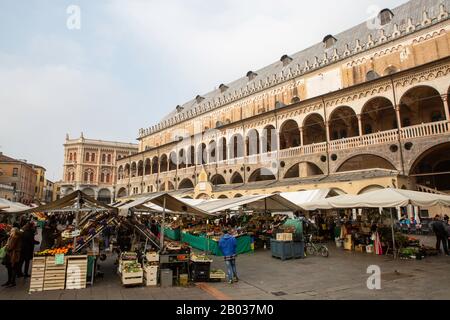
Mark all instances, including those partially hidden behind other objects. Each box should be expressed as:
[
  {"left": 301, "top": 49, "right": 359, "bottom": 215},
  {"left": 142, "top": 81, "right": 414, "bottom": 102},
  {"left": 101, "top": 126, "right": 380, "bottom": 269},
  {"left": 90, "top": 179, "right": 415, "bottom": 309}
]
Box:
[
  {"left": 90, "top": 172, "right": 94, "bottom": 182},
  {"left": 85, "top": 153, "right": 90, "bottom": 162},
  {"left": 11, "top": 183, "right": 16, "bottom": 190},
  {"left": 102, "top": 154, "right": 106, "bottom": 163},
  {"left": 12, "top": 168, "right": 18, "bottom": 177},
  {"left": 379, "top": 9, "right": 394, "bottom": 26},
  {"left": 74, "top": 152, "right": 77, "bottom": 161},
  {"left": 91, "top": 153, "right": 95, "bottom": 162},
  {"left": 69, "top": 153, "right": 73, "bottom": 161},
  {"left": 101, "top": 173, "right": 105, "bottom": 182},
  {"left": 323, "top": 35, "right": 337, "bottom": 49},
  {"left": 107, "top": 154, "right": 111, "bottom": 163},
  {"left": 366, "top": 70, "right": 380, "bottom": 81},
  {"left": 84, "top": 171, "right": 88, "bottom": 182},
  {"left": 106, "top": 173, "right": 110, "bottom": 183}
]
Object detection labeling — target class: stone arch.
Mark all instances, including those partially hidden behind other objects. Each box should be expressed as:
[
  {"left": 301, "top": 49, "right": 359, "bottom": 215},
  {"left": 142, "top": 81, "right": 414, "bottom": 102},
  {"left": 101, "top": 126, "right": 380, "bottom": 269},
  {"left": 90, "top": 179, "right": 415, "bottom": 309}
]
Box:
[
  {"left": 124, "top": 163, "right": 130, "bottom": 178},
  {"left": 230, "top": 172, "right": 244, "bottom": 184},
  {"left": 230, "top": 134, "right": 244, "bottom": 158},
  {"left": 160, "top": 154, "right": 168, "bottom": 172},
  {"left": 137, "top": 160, "right": 144, "bottom": 176},
  {"left": 262, "top": 125, "right": 276, "bottom": 153},
  {"left": 284, "top": 162, "right": 324, "bottom": 179},
  {"left": 409, "top": 142, "right": 450, "bottom": 192},
  {"left": 329, "top": 106, "right": 359, "bottom": 140},
  {"left": 234, "top": 193, "right": 243, "bottom": 198},
  {"left": 179, "top": 178, "right": 194, "bottom": 190},
  {"left": 169, "top": 151, "right": 177, "bottom": 171},
  {"left": 178, "top": 149, "right": 186, "bottom": 169},
  {"left": 209, "top": 140, "right": 217, "bottom": 163},
  {"left": 399, "top": 85, "right": 446, "bottom": 127},
  {"left": 144, "top": 158, "right": 151, "bottom": 175},
  {"left": 210, "top": 174, "right": 226, "bottom": 186},
  {"left": 118, "top": 166, "right": 124, "bottom": 180},
  {"left": 337, "top": 154, "right": 396, "bottom": 172},
  {"left": 218, "top": 194, "right": 229, "bottom": 199},
  {"left": 117, "top": 187, "right": 127, "bottom": 198},
  {"left": 131, "top": 162, "right": 137, "bottom": 177},
  {"left": 361, "top": 97, "right": 397, "bottom": 134},
  {"left": 167, "top": 181, "right": 175, "bottom": 191},
  {"left": 384, "top": 65, "right": 399, "bottom": 76},
  {"left": 248, "top": 168, "right": 276, "bottom": 182},
  {"left": 358, "top": 185, "right": 384, "bottom": 194},
  {"left": 197, "top": 143, "right": 207, "bottom": 165},
  {"left": 196, "top": 193, "right": 209, "bottom": 200},
  {"left": 246, "top": 129, "right": 260, "bottom": 156},
  {"left": 279, "top": 119, "right": 300, "bottom": 150},
  {"left": 151, "top": 156, "right": 159, "bottom": 174},
  {"left": 65, "top": 187, "right": 74, "bottom": 195},
  {"left": 302, "top": 113, "right": 326, "bottom": 145},
  {"left": 187, "top": 146, "right": 195, "bottom": 167},
  {"left": 97, "top": 188, "right": 112, "bottom": 204},
  {"left": 83, "top": 188, "right": 95, "bottom": 198},
  {"left": 218, "top": 137, "right": 227, "bottom": 161}
]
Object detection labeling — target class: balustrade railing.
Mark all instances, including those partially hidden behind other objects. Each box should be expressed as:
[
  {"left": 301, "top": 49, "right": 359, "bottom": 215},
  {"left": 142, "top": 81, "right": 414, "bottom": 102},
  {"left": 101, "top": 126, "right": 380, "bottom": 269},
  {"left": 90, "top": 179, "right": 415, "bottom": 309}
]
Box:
[{"left": 400, "top": 121, "right": 449, "bottom": 140}]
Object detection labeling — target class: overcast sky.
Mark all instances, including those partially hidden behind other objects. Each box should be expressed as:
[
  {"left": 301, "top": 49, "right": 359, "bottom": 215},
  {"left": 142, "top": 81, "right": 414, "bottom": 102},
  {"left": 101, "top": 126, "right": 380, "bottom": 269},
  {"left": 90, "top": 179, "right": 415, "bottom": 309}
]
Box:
[{"left": 0, "top": 0, "right": 407, "bottom": 181}]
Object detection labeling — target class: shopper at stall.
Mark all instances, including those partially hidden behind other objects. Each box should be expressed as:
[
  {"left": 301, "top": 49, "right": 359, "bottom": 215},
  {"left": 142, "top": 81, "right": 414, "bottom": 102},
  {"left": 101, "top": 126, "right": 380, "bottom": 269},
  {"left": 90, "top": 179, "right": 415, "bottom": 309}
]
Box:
[
  {"left": 431, "top": 215, "right": 449, "bottom": 255},
  {"left": 18, "top": 222, "right": 39, "bottom": 278},
  {"left": 40, "top": 216, "right": 57, "bottom": 251},
  {"left": 218, "top": 229, "right": 238, "bottom": 284},
  {"left": 2, "top": 227, "right": 22, "bottom": 287},
  {"left": 150, "top": 220, "right": 159, "bottom": 238}
]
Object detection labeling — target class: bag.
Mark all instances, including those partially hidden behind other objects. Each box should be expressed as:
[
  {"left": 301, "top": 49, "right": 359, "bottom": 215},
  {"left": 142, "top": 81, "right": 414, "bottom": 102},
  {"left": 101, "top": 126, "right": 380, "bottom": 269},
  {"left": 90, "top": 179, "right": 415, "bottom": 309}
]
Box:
[{"left": 0, "top": 246, "right": 6, "bottom": 260}]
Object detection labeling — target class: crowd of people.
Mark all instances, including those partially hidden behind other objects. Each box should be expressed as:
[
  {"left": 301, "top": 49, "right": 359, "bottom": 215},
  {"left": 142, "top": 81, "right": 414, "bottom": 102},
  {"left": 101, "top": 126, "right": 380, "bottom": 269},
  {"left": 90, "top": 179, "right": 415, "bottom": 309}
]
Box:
[{"left": 0, "top": 217, "right": 39, "bottom": 288}]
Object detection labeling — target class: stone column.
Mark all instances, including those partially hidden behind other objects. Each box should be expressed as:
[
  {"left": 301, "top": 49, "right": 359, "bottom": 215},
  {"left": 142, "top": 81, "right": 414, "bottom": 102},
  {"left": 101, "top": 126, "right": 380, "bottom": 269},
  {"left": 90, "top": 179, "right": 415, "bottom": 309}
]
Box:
[
  {"left": 395, "top": 107, "right": 402, "bottom": 129},
  {"left": 325, "top": 121, "right": 331, "bottom": 142},
  {"left": 357, "top": 115, "right": 363, "bottom": 137},
  {"left": 299, "top": 127, "right": 304, "bottom": 146}
]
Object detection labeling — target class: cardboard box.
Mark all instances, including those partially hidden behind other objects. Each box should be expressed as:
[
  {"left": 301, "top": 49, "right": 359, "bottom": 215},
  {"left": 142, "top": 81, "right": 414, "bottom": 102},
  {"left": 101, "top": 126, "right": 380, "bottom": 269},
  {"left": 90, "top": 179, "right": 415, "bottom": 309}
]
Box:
[{"left": 276, "top": 233, "right": 293, "bottom": 241}]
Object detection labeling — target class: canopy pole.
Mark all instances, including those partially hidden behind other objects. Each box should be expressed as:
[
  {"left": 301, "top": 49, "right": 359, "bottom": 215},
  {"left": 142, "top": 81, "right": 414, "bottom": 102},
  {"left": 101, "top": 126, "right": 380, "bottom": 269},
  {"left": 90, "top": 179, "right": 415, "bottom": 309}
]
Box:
[
  {"left": 390, "top": 208, "right": 397, "bottom": 259},
  {"left": 73, "top": 193, "right": 81, "bottom": 249},
  {"left": 160, "top": 196, "right": 166, "bottom": 251}
]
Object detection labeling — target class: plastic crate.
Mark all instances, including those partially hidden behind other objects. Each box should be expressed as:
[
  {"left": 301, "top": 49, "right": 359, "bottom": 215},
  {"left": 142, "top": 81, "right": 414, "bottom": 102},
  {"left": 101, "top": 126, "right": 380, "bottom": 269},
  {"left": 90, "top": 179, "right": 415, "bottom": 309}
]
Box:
[{"left": 270, "top": 239, "right": 304, "bottom": 260}]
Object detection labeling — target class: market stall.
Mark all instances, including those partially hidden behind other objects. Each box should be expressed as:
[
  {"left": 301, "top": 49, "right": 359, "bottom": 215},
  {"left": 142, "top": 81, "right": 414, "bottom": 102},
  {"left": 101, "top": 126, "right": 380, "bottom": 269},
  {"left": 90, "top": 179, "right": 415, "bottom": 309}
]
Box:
[{"left": 301, "top": 188, "right": 450, "bottom": 258}]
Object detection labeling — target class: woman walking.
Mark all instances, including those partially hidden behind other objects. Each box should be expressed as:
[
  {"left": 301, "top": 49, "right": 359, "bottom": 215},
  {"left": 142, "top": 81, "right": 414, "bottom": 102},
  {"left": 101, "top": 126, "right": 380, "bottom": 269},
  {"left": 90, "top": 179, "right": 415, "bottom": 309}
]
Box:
[
  {"left": 18, "top": 222, "right": 39, "bottom": 278},
  {"left": 2, "top": 227, "right": 22, "bottom": 288}
]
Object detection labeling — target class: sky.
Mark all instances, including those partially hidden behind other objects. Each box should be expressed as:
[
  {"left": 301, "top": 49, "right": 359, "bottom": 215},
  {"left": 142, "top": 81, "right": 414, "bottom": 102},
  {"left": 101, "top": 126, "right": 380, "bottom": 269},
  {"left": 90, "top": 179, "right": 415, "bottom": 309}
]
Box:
[{"left": 0, "top": 0, "right": 407, "bottom": 181}]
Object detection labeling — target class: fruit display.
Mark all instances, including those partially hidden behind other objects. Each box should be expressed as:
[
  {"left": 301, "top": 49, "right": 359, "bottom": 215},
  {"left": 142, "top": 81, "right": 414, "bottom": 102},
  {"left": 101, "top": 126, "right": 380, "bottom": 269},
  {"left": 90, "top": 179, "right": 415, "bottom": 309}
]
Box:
[
  {"left": 190, "top": 253, "right": 213, "bottom": 263},
  {"left": 123, "top": 262, "right": 142, "bottom": 273},
  {"left": 62, "top": 227, "right": 81, "bottom": 239},
  {"left": 121, "top": 252, "right": 137, "bottom": 260},
  {"left": 35, "top": 244, "right": 73, "bottom": 256}
]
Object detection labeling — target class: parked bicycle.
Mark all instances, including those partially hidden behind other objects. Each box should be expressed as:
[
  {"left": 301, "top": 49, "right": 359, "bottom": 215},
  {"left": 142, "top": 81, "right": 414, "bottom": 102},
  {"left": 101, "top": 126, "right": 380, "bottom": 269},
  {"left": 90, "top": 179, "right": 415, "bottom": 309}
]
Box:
[{"left": 305, "top": 234, "right": 329, "bottom": 257}]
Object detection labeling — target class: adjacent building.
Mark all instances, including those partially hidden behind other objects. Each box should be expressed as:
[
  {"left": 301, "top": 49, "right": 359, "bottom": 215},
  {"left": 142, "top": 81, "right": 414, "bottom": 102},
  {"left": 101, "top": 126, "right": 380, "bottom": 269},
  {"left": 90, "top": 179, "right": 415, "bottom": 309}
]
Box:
[
  {"left": 61, "top": 133, "right": 138, "bottom": 203},
  {"left": 115, "top": 0, "right": 450, "bottom": 201},
  {"left": 0, "top": 184, "right": 14, "bottom": 201},
  {"left": 0, "top": 152, "right": 37, "bottom": 205},
  {"left": 33, "top": 165, "right": 46, "bottom": 203}
]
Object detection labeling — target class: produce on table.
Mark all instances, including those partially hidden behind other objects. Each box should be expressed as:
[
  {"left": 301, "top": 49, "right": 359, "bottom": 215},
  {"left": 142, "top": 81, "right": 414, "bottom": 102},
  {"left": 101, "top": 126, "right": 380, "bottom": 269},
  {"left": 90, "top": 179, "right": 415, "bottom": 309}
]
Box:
[{"left": 35, "top": 244, "right": 73, "bottom": 256}]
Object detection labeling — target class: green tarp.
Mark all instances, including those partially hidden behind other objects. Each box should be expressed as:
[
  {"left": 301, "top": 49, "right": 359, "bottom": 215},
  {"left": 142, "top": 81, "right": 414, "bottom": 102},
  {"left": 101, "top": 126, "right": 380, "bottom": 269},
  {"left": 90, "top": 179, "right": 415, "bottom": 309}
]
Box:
[
  {"left": 181, "top": 232, "right": 253, "bottom": 256},
  {"left": 158, "top": 225, "right": 181, "bottom": 241},
  {"left": 283, "top": 219, "right": 303, "bottom": 238}
]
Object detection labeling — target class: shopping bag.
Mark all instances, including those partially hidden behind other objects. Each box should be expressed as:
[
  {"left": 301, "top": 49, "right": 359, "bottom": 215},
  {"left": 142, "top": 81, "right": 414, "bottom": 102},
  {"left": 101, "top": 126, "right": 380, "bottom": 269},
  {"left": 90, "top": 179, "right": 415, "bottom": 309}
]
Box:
[{"left": 0, "top": 246, "right": 6, "bottom": 260}]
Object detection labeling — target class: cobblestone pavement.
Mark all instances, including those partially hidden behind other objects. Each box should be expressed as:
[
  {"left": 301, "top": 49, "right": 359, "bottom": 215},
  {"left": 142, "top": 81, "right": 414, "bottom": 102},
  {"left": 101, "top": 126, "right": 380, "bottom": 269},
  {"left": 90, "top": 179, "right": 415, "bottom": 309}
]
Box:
[{"left": 0, "top": 235, "right": 449, "bottom": 300}]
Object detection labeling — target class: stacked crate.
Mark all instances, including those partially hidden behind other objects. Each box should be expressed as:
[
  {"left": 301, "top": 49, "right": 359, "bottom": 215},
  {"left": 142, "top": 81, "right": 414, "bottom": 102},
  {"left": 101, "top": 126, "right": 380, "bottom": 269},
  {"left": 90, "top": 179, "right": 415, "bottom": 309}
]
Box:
[
  {"left": 66, "top": 255, "right": 88, "bottom": 290},
  {"left": 43, "top": 256, "right": 66, "bottom": 291},
  {"left": 143, "top": 265, "right": 158, "bottom": 286},
  {"left": 29, "top": 257, "right": 46, "bottom": 293}
]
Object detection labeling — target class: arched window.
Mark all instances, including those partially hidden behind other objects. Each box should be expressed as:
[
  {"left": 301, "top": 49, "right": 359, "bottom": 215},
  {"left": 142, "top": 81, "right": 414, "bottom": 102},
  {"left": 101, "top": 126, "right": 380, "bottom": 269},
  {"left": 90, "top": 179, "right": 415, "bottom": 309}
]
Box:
[
  {"left": 91, "top": 153, "right": 95, "bottom": 162},
  {"left": 74, "top": 152, "right": 76, "bottom": 161},
  {"left": 69, "top": 153, "right": 73, "bottom": 161},
  {"left": 101, "top": 172, "right": 105, "bottom": 182},
  {"left": 84, "top": 171, "right": 89, "bottom": 182},
  {"left": 85, "top": 153, "right": 90, "bottom": 162},
  {"left": 90, "top": 171, "right": 94, "bottom": 182},
  {"left": 102, "top": 154, "right": 106, "bottom": 163},
  {"left": 106, "top": 173, "right": 110, "bottom": 183},
  {"left": 107, "top": 154, "right": 111, "bottom": 163}
]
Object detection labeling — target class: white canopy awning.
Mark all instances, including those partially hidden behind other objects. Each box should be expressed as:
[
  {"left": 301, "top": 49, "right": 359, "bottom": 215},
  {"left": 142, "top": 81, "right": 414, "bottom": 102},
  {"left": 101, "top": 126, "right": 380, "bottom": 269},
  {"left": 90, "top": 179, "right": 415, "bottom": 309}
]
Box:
[
  {"left": 0, "top": 199, "right": 32, "bottom": 213},
  {"left": 195, "top": 194, "right": 302, "bottom": 214},
  {"left": 303, "top": 188, "right": 450, "bottom": 210},
  {"left": 118, "top": 192, "right": 211, "bottom": 217},
  {"left": 280, "top": 189, "right": 341, "bottom": 210}
]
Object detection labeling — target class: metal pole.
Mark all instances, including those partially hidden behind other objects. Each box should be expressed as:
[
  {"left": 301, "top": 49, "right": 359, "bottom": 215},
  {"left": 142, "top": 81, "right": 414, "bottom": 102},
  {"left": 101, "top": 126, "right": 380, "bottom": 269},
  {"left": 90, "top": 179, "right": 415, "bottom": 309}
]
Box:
[
  {"left": 390, "top": 208, "right": 397, "bottom": 259},
  {"left": 73, "top": 193, "right": 81, "bottom": 249},
  {"left": 160, "top": 196, "right": 166, "bottom": 251}
]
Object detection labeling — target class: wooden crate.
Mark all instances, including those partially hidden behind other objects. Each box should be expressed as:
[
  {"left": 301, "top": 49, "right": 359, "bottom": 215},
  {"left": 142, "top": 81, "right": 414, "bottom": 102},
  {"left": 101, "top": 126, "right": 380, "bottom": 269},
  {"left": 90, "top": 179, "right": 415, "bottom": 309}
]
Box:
[
  {"left": 29, "top": 257, "right": 46, "bottom": 293},
  {"left": 121, "top": 270, "right": 143, "bottom": 286},
  {"left": 143, "top": 267, "right": 158, "bottom": 286},
  {"left": 43, "top": 256, "right": 66, "bottom": 291},
  {"left": 146, "top": 252, "right": 159, "bottom": 262},
  {"left": 66, "top": 255, "right": 88, "bottom": 290}
]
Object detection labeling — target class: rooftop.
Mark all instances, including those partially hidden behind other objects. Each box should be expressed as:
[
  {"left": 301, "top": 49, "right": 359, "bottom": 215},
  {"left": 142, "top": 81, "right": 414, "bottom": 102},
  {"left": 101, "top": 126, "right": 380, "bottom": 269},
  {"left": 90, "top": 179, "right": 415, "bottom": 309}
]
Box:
[{"left": 139, "top": 0, "right": 449, "bottom": 139}]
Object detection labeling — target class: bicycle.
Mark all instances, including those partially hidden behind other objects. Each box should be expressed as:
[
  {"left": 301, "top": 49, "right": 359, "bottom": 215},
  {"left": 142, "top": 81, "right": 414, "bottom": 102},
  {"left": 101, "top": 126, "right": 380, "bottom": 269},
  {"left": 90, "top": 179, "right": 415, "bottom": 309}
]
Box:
[{"left": 305, "top": 234, "right": 329, "bottom": 257}]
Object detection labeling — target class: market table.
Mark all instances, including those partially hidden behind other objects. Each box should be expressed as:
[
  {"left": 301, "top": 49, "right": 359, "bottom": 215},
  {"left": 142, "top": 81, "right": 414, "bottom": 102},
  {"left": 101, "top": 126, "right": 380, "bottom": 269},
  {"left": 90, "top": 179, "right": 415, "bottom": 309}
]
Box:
[{"left": 181, "top": 232, "right": 253, "bottom": 256}]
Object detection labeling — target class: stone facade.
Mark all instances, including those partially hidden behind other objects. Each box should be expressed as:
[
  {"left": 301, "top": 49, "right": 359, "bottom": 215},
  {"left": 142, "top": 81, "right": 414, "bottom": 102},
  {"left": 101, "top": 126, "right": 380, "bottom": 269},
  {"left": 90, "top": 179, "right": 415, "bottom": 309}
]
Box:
[
  {"left": 61, "top": 134, "right": 138, "bottom": 203},
  {"left": 116, "top": 0, "right": 450, "bottom": 200}
]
